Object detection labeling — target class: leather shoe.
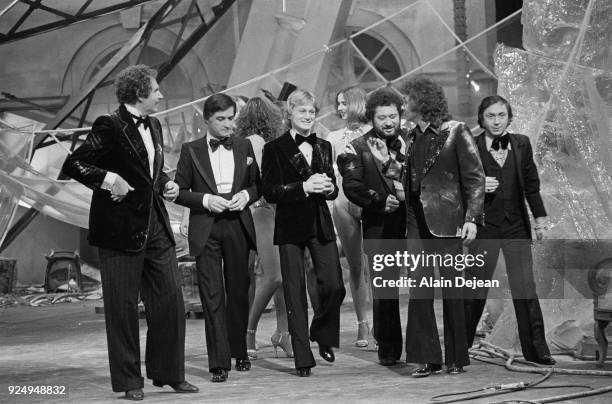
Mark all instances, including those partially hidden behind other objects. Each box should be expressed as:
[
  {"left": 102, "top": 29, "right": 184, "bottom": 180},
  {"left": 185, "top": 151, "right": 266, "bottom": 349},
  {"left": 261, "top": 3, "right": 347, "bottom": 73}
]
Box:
[
  {"left": 124, "top": 388, "right": 144, "bottom": 401},
  {"left": 152, "top": 380, "right": 198, "bottom": 393},
  {"left": 446, "top": 366, "right": 465, "bottom": 375},
  {"left": 318, "top": 344, "right": 335, "bottom": 363},
  {"left": 411, "top": 363, "right": 442, "bottom": 378},
  {"left": 379, "top": 357, "right": 397, "bottom": 366},
  {"left": 211, "top": 369, "right": 228, "bottom": 383},
  {"left": 296, "top": 367, "right": 312, "bottom": 377},
  {"left": 235, "top": 358, "right": 251, "bottom": 371},
  {"left": 535, "top": 355, "right": 556, "bottom": 366}
]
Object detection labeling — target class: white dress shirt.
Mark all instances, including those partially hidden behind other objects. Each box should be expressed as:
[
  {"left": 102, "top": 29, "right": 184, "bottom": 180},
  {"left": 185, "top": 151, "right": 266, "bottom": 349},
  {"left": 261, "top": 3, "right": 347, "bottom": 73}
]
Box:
[
  {"left": 202, "top": 133, "right": 249, "bottom": 210},
  {"left": 102, "top": 104, "right": 155, "bottom": 190}
]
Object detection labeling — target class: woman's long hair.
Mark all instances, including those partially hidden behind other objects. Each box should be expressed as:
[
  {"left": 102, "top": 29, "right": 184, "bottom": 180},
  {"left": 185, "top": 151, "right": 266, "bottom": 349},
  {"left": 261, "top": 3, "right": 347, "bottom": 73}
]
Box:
[
  {"left": 336, "top": 86, "right": 368, "bottom": 131},
  {"left": 234, "top": 97, "right": 283, "bottom": 142}
]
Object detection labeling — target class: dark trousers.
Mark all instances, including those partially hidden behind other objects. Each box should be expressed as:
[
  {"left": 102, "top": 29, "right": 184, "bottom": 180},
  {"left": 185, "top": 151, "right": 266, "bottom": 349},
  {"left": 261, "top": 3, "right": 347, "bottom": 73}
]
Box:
[
  {"left": 365, "top": 206, "right": 406, "bottom": 362},
  {"left": 98, "top": 207, "right": 185, "bottom": 392},
  {"left": 464, "top": 218, "right": 550, "bottom": 361},
  {"left": 196, "top": 211, "right": 250, "bottom": 371},
  {"left": 279, "top": 237, "right": 346, "bottom": 369},
  {"left": 404, "top": 198, "right": 469, "bottom": 367}
]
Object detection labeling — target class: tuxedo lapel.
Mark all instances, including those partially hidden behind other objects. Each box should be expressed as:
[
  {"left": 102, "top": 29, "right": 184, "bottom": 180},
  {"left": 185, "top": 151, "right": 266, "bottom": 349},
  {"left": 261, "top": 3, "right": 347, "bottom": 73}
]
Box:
[
  {"left": 231, "top": 139, "right": 246, "bottom": 194},
  {"left": 509, "top": 133, "right": 524, "bottom": 189},
  {"left": 117, "top": 105, "right": 150, "bottom": 177},
  {"left": 423, "top": 125, "right": 450, "bottom": 176},
  {"left": 364, "top": 131, "right": 394, "bottom": 193},
  {"left": 189, "top": 137, "right": 218, "bottom": 194},
  {"left": 150, "top": 118, "right": 163, "bottom": 183},
  {"left": 278, "top": 132, "right": 313, "bottom": 180}
]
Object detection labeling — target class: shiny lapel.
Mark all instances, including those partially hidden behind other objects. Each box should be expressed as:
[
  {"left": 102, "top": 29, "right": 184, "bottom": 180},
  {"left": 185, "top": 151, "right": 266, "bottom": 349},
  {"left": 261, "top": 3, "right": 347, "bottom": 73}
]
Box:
[
  {"left": 189, "top": 136, "right": 218, "bottom": 194},
  {"left": 231, "top": 138, "right": 246, "bottom": 194},
  {"left": 508, "top": 133, "right": 524, "bottom": 190},
  {"left": 278, "top": 132, "right": 313, "bottom": 180},
  {"left": 117, "top": 105, "right": 150, "bottom": 177},
  {"left": 423, "top": 124, "right": 451, "bottom": 176},
  {"left": 149, "top": 118, "right": 163, "bottom": 183}
]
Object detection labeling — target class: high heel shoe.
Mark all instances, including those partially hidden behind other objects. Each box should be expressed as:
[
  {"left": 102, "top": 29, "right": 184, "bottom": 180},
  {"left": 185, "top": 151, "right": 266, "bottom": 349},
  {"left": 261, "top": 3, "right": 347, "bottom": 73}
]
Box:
[
  {"left": 246, "top": 329, "right": 257, "bottom": 360},
  {"left": 355, "top": 320, "right": 369, "bottom": 348},
  {"left": 270, "top": 331, "right": 294, "bottom": 358}
]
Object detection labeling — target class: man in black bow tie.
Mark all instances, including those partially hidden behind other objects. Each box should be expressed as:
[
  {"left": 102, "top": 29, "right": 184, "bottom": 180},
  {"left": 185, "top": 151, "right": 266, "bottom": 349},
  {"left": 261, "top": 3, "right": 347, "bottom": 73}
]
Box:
[
  {"left": 62, "top": 65, "right": 197, "bottom": 399},
  {"left": 174, "top": 93, "right": 261, "bottom": 382},
  {"left": 262, "top": 89, "right": 345, "bottom": 377},
  {"left": 337, "top": 87, "right": 407, "bottom": 366},
  {"left": 464, "top": 95, "right": 555, "bottom": 366}
]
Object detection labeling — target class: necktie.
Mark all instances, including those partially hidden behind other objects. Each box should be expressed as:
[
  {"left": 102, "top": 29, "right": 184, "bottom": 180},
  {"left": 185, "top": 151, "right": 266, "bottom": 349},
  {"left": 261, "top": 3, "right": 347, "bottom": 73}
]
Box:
[
  {"left": 491, "top": 134, "right": 509, "bottom": 151},
  {"left": 296, "top": 133, "right": 317, "bottom": 146},
  {"left": 209, "top": 136, "right": 232, "bottom": 152},
  {"left": 386, "top": 136, "right": 402, "bottom": 153},
  {"left": 130, "top": 113, "right": 151, "bottom": 131}
]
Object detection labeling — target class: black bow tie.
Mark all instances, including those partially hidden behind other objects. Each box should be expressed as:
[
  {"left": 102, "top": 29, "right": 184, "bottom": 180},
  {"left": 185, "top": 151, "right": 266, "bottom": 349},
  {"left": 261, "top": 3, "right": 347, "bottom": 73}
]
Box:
[
  {"left": 491, "top": 134, "right": 509, "bottom": 151},
  {"left": 295, "top": 133, "right": 317, "bottom": 146},
  {"left": 209, "top": 136, "right": 232, "bottom": 152},
  {"left": 385, "top": 136, "right": 402, "bottom": 153},
  {"left": 130, "top": 113, "right": 151, "bottom": 130}
]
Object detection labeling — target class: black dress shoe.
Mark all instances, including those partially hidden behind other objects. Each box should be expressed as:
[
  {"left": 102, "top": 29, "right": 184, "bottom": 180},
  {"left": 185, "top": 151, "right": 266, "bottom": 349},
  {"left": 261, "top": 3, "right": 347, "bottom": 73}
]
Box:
[
  {"left": 211, "top": 369, "right": 228, "bottom": 383},
  {"left": 535, "top": 355, "right": 556, "bottom": 365},
  {"left": 411, "top": 363, "right": 443, "bottom": 378},
  {"left": 296, "top": 367, "right": 312, "bottom": 377},
  {"left": 152, "top": 380, "right": 199, "bottom": 393},
  {"left": 379, "top": 357, "right": 397, "bottom": 366},
  {"left": 446, "top": 366, "right": 465, "bottom": 375},
  {"left": 235, "top": 358, "right": 251, "bottom": 371},
  {"left": 318, "top": 345, "right": 335, "bottom": 363},
  {"left": 125, "top": 388, "right": 144, "bottom": 401}
]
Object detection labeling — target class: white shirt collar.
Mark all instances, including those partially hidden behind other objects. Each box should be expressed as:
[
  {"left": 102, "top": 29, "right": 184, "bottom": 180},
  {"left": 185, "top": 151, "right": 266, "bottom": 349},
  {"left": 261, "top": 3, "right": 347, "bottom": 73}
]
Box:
[
  {"left": 124, "top": 104, "right": 144, "bottom": 118},
  {"left": 485, "top": 131, "right": 511, "bottom": 150},
  {"left": 290, "top": 129, "right": 312, "bottom": 140}
]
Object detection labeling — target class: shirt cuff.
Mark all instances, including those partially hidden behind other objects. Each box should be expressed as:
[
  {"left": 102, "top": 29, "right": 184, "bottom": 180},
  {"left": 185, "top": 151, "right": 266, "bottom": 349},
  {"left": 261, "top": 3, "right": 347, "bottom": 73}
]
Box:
[
  {"left": 302, "top": 181, "right": 309, "bottom": 197},
  {"left": 101, "top": 172, "right": 117, "bottom": 191},
  {"left": 203, "top": 194, "right": 211, "bottom": 210}
]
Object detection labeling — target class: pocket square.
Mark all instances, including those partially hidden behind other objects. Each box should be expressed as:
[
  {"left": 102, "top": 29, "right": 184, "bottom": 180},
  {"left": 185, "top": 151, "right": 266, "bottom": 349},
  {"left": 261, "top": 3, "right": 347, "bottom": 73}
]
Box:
[{"left": 247, "top": 156, "right": 254, "bottom": 166}]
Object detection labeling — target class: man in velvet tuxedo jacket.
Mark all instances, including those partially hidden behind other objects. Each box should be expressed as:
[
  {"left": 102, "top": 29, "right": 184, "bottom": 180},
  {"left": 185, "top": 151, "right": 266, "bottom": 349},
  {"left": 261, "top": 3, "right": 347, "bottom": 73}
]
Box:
[
  {"left": 338, "top": 88, "right": 407, "bottom": 366},
  {"left": 261, "top": 89, "right": 345, "bottom": 377},
  {"left": 464, "top": 95, "right": 555, "bottom": 366},
  {"left": 174, "top": 93, "right": 260, "bottom": 382},
  {"left": 61, "top": 65, "right": 197, "bottom": 399}
]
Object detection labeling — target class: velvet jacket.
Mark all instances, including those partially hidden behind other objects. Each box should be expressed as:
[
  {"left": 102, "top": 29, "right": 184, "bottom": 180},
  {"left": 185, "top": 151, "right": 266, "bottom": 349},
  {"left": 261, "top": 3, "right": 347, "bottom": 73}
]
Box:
[
  {"left": 61, "top": 104, "right": 174, "bottom": 252},
  {"left": 261, "top": 131, "right": 338, "bottom": 245}
]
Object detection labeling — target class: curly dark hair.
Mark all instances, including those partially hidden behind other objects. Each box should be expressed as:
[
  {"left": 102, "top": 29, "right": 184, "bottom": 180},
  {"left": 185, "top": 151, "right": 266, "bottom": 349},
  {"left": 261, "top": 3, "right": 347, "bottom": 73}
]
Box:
[
  {"left": 234, "top": 97, "right": 283, "bottom": 142},
  {"left": 401, "top": 75, "right": 451, "bottom": 128},
  {"left": 477, "top": 95, "right": 513, "bottom": 128},
  {"left": 114, "top": 64, "right": 157, "bottom": 105},
  {"left": 365, "top": 87, "right": 404, "bottom": 122}
]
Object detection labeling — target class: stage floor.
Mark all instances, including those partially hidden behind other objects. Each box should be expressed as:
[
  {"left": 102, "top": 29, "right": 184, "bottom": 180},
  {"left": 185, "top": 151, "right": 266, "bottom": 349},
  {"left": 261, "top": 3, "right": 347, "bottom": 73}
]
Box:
[{"left": 1, "top": 297, "right": 611, "bottom": 403}]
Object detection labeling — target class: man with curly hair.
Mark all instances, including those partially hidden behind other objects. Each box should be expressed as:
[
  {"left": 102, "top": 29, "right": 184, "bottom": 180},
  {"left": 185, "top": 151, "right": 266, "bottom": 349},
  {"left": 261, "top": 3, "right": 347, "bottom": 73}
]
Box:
[
  {"left": 62, "top": 64, "right": 198, "bottom": 400},
  {"left": 368, "top": 75, "right": 485, "bottom": 377}
]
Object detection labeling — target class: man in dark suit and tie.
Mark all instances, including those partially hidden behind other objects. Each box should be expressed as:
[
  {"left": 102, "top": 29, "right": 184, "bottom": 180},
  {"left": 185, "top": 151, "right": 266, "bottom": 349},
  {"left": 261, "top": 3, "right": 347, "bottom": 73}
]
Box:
[
  {"left": 463, "top": 95, "right": 555, "bottom": 365},
  {"left": 261, "top": 89, "right": 345, "bottom": 377},
  {"left": 174, "top": 93, "right": 260, "bottom": 382},
  {"left": 62, "top": 65, "right": 197, "bottom": 400},
  {"left": 338, "top": 87, "right": 407, "bottom": 366}
]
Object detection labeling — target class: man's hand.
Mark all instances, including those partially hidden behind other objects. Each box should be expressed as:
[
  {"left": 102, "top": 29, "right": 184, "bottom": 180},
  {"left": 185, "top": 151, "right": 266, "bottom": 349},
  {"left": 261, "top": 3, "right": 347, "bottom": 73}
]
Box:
[
  {"left": 534, "top": 216, "right": 548, "bottom": 240},
  {"left": 163, "top": 180, "right": 179, "bottom": 201},
  {"left": 384, "top": 194, "right": 400, "bottom": 213},
  {"left": 366, "top": 137, "right": 390, "bottom": 164},
  {"left": 461, "top": 222, "right": 477, "bottom": 245},
  {"left": 208, "top": 195, "right": 230, "bottom": 213},
  {"left": 228, "top": 192, "right": 249, "bottom": 211},
  {"left": 303, "top": 173, "right": 329, "bottom": 194},
  {"left": 319, "top": 173, "right": 334, "bottom": 194},
  {"left": 485, "top": 176, "right": 499, "bottom": 193},
  {"left": 110, "top": 175, "right": 134, "bottom": 202}
]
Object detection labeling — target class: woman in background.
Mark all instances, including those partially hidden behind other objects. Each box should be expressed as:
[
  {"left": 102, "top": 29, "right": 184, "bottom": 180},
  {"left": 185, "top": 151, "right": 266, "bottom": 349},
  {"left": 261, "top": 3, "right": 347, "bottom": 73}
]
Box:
[
  {"left": 235, "top": 97, "right": 293, "bottom": 358},
  {"left": 326, "top": 86, "right": 371, "bottom": 347}
]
